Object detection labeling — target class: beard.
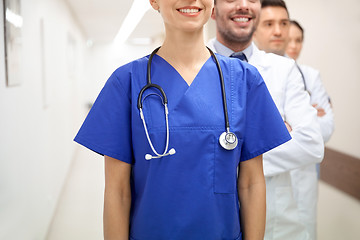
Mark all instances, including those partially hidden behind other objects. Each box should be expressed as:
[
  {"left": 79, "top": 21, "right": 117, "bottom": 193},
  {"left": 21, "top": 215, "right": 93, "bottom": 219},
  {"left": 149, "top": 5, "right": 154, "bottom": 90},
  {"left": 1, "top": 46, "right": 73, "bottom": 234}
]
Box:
[
  {"left": 217, "top": 24, "right": 256, "bottom": 45},
  {"left": 215, "top": 9, "right": 258, "bottom": 46}
]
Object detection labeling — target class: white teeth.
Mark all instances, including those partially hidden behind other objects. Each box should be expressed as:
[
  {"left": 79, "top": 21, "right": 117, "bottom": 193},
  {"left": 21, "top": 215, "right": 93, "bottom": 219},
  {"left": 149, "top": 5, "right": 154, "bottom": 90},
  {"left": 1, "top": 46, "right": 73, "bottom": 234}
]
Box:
[
  {"left": 179, "top": 9, "right": 199, "bottom": 13},
  {"left": 233, "top": 17, "right": 249, "bottom": 23}
]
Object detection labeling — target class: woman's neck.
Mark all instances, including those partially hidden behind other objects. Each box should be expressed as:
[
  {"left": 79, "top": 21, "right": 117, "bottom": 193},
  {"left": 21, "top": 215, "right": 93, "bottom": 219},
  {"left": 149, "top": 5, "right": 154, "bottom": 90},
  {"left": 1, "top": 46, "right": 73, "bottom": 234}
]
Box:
[
  {"left": 157, "top": 28, "right": 210, "bottom": 66},
  {"left": 156, "top": 28, "right": 211, "bottom": 86}
]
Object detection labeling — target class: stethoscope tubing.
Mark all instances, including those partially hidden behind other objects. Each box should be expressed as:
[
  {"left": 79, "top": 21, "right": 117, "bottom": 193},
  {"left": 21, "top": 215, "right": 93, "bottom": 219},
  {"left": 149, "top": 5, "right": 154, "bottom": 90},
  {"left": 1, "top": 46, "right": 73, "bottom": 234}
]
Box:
[
  {"left": 137, "top": 47, "right": 238, "bottom": 159},
  {"left": 137, "top": 83, "right": 167, "bottom": 109},
  {"left": 206, "top": 47, "right": 231, "bottom": 132},
  {"left": 138, "top": 47, "right": 231, "bottom": 131}
]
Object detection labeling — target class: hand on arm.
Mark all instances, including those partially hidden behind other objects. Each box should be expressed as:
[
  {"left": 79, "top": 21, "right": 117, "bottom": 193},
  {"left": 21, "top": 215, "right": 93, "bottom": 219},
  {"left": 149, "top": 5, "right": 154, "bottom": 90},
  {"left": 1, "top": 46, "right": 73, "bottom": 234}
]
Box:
[
  {"left": 104, "top": 156, "right": 132, "bottom": 240},
  {"left": 308, "top": 69, "right": 334, "bottom": 141},
  {"left": 238, "top": 155, "right": 266, "bottom": 240},
  {"left": 312, "top": 104, "right": 326, "bottom": 117},
  {"left": 284, "top": 121, "right": 292, "bottom": 132}
]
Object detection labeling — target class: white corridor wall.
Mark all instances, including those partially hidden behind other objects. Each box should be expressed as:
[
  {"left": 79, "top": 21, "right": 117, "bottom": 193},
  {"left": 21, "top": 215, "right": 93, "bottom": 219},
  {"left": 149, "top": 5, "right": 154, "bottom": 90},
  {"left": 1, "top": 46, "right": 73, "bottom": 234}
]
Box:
[{"left": 0, "top": 0, "right": 86, "bottom": 239}]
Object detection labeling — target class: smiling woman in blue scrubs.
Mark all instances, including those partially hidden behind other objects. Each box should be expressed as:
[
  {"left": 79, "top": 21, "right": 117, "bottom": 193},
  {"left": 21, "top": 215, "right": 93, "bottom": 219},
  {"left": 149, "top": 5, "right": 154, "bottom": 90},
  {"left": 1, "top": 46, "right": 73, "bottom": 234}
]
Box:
[{"left": 74, "top": 0, "right": 291, "bottom": 239}]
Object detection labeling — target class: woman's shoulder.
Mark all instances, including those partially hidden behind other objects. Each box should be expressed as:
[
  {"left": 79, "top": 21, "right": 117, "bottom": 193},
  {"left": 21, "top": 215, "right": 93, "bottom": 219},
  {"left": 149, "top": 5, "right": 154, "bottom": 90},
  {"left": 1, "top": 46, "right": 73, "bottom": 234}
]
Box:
[
  {"left": 214, "top": 53, "right": 263, "bottom": 89},
  {"left": 112, "top": 55, "right": 149, "bottom": 79},
  {"left": 107, "top": 55, "right": 149, "bottom": 89}
]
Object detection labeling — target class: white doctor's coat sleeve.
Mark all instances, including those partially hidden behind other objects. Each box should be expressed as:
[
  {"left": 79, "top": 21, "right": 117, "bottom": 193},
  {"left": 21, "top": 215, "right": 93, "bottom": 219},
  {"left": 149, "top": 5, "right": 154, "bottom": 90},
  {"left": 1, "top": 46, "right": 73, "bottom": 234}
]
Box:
[
  {"left": 302, "top": 66, "right": 334, "bottom": 143},
  {"left": 263, "top": 64, "right": 324, "bottom": 176}
]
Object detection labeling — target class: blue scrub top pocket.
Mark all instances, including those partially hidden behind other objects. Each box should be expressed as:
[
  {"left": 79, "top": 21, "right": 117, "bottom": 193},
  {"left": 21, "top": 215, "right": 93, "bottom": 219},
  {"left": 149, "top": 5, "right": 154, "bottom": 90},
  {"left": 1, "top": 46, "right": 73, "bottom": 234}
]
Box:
[{"left": 214, "top": 138, "right": 242, "bottom": 194}]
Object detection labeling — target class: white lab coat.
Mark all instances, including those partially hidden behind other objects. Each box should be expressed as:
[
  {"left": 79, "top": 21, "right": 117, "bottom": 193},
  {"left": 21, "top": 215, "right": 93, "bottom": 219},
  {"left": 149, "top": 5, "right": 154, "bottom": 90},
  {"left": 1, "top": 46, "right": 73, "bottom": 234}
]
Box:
[
  {"left": 208, "top": 40, "right": 324, "bottom": 240},
  {"left": 289, "top": 64, "right": 334, "bottom": 240},
  {"left": 290, "top": 164, "right": 318, "bottom": 240},
  {"left": 298, "top": 64, "right": 334, "bottom": 143}
]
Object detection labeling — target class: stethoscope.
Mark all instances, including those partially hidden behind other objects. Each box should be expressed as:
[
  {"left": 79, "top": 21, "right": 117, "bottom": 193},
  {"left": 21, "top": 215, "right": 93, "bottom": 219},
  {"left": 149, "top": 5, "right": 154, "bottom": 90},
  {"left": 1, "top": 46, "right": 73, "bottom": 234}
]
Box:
[{"left": 137, "top": 47, "right": 238, "bottom": 160}]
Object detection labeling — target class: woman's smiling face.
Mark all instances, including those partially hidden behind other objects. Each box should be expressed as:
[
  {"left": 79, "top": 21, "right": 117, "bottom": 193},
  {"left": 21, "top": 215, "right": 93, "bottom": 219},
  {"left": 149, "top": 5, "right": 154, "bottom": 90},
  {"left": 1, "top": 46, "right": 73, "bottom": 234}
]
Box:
[{"left": 150, "top": 0, "right": 214, "bottom": 33}]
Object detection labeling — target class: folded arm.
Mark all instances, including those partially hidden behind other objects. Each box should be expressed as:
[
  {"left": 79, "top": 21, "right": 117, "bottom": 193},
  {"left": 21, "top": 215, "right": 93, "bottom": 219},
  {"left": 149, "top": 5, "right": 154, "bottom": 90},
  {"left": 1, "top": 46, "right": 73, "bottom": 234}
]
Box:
[
  {"left": 309, "top": 70, "right": 335, "bottom": 143},
  {"left": 263, "top": 64, "right": 324, "bottom": 176}
]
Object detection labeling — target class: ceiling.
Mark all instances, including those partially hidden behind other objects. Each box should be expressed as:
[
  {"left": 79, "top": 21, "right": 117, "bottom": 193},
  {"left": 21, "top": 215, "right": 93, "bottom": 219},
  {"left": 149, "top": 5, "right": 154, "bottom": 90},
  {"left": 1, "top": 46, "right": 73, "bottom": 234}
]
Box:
[{"left": 65, "top": 0, "right": 164, "bottom": 44}]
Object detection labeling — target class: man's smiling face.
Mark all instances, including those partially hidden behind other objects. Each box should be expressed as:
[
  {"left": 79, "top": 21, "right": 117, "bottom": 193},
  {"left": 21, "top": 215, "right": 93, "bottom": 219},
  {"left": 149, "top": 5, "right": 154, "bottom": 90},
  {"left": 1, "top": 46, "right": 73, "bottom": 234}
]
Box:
[{"left": 212, "top": 0, "right": 261, "bottom": 47}]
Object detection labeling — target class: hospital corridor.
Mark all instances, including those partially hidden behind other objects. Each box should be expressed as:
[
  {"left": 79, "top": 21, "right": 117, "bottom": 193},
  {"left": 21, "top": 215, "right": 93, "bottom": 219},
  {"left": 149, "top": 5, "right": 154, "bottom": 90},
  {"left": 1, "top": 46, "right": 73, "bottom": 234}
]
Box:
[
  {"left": 44, "top": 146, "right": 360, "bottom": 240},
  {"left": 1, "top": 0, "right": 360, "bottom": 240}
]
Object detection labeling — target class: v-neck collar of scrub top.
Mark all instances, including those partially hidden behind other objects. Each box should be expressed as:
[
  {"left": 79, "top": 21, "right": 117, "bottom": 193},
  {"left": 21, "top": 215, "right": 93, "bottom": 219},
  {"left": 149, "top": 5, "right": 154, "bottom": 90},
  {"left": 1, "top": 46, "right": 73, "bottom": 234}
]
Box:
[
  {"left": 152, "top": 53, "right": 213, "bottom": 87},
  {"left": 149, "top": 54, "right": 222, "bottom": 118}
]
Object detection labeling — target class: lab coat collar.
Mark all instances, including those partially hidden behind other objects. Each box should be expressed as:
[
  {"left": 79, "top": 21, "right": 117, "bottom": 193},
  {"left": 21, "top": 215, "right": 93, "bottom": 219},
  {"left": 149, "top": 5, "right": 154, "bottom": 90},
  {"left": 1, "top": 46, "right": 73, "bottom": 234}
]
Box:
[{"left": 248, "top": 42, "right": 268, "bottom": 71}]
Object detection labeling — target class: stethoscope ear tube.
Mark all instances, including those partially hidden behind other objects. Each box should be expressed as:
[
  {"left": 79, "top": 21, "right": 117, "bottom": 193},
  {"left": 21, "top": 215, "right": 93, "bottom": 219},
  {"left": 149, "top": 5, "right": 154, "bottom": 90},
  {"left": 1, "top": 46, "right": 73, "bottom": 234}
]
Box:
[{"left": 139, "top": 104, "right": 172, "bottom": 160}]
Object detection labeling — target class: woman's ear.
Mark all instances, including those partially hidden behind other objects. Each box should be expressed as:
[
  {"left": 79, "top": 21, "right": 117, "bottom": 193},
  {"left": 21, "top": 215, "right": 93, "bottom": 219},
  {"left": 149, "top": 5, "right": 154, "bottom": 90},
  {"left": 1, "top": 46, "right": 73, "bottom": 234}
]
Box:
[
  {"left": 211, "top": 7, "right": 216, "bottom": 20},
  {"left": 149, "top": 0, "right": 160, "bottom": 11}
]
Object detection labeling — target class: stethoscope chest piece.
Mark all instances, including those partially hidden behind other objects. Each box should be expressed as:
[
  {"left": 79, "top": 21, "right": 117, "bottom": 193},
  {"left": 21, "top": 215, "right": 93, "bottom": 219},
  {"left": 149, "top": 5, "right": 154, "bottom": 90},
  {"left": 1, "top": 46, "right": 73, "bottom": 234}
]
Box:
[{"left": 219, "top": 131, "right": 238, "bottom": 150}]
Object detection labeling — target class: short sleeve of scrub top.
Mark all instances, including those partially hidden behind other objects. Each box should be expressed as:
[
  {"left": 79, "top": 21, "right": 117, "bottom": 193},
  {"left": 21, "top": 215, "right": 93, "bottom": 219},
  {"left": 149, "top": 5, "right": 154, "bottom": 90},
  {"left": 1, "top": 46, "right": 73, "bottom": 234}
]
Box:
[
  {"left": 74, "top": 63, "right": 133, "bottom": 164},
  {"left": 74, "top": 54, "right": 291, "bottom": 240},
  {"left": 238, "top": 65, "right": 290, "bottom": 161}
]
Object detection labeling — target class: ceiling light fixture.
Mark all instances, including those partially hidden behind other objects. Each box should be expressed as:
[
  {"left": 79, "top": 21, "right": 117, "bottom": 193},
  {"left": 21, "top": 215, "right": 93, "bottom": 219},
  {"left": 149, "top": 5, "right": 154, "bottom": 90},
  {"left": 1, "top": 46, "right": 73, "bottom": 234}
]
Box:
[
  {"left": 113, "top": 0, "right": 151, "bottom": 48},
  {"left": 5, "top": 8, "right": 23, "bottom": 28}
]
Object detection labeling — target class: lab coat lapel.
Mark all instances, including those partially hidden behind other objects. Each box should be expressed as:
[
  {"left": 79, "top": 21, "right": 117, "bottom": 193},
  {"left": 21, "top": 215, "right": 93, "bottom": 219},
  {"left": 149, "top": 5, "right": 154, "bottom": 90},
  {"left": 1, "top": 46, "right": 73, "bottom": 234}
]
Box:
[{"left": 248, "top": 43, "right": 270, "bottom": 73}]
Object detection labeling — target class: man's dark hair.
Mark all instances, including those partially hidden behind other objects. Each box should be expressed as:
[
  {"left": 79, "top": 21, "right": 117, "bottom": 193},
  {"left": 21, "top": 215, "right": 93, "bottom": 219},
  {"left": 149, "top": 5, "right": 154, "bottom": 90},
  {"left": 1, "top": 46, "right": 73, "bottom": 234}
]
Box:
[
  {"left": 261, "top": 0, "right": 289, "bottom": 17},
  {"left": 290, "top": 20, "right": 304, "bottom": 40}
]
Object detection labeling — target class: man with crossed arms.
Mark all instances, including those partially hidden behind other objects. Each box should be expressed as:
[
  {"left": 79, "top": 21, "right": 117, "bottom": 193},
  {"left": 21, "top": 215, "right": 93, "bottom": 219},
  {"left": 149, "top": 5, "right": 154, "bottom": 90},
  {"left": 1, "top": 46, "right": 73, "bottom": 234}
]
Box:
[{"left": 209, "top": 0, "right": 324, "bottom": 239}]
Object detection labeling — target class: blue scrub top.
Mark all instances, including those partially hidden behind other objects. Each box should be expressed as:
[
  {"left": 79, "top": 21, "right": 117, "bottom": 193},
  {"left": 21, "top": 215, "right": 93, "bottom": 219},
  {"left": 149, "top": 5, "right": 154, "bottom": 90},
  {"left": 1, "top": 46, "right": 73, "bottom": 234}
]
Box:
[{"left": 74, "top": 53, "right": 291, "bottom": 240}]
